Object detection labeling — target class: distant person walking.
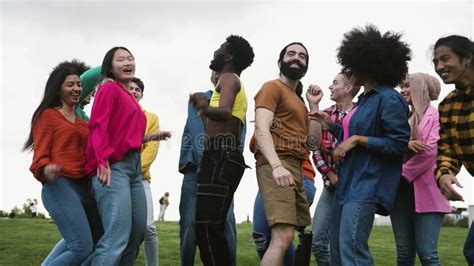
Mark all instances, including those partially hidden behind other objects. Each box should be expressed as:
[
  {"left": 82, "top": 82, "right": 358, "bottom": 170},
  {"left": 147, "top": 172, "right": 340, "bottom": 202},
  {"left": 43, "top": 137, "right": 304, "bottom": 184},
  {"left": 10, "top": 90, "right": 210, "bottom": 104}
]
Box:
[
  {"left": 158, "top": 192, "right": 170, "bottom": 221},
  {"left": 31, "top": 199, "right": 38, "bottom": 217}
]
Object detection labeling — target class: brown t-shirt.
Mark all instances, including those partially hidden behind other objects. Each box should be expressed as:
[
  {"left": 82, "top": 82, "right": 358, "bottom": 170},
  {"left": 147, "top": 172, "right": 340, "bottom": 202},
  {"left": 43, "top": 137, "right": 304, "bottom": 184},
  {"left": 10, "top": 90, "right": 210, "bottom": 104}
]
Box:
[{"left": 254, "top": 79, "right": 309, "bottom": 166}]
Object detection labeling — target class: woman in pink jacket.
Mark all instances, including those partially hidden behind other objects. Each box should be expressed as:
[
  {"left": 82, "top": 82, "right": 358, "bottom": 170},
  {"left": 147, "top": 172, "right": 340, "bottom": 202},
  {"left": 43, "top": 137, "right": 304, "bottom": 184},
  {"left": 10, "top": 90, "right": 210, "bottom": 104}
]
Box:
[
  {"left": 390, "top": 73, "right": 450, "bottom": 265},
  {"left": 85, "top": 46, "right": 147, "bottom": 265}
]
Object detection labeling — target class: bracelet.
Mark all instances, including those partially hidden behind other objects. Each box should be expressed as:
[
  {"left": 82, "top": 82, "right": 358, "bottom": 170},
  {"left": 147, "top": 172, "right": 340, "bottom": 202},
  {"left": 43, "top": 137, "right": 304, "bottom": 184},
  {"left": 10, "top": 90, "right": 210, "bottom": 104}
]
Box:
[{"left": 272, "top": 164, "right": 283, "bottom": 171}]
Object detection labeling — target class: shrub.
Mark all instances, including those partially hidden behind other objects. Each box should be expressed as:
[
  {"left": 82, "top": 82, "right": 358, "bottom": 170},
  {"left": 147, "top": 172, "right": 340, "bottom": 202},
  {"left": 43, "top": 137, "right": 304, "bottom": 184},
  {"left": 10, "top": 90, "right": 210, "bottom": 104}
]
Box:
[
  {"left": 443, "top": 215, "right": 456, "bottom": 227},
  {"left": 457, "top": 217, "right": 469, "bottom": 228}
]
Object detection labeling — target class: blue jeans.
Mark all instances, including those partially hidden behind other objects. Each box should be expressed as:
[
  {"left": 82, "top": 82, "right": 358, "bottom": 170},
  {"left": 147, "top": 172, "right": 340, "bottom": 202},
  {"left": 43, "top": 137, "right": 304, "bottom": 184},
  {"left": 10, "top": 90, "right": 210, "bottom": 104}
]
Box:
[
  {"left": 330, "top": 201, "right": 376, "bottom": 266},
  {"left": 464, "top": 222, "right": 474, "bottom": 264},
  {"left": 143, "top": 180, "right": 158, "bottom": 266},
  {"left": 41, "top": 177, "right": 102, "bottom": 265},
  {"left": 390, "top": 178, "right": 444, "bottom": 265},
  {"left": 179, "top": 171, "right": 237, "bottom": 266},
  {"left": 311, "top": 186, "right": 335, "bottom": 266},
  {"left": 89, "top": 151, "right": 147, "bottom": 265},
  {"left": 252, "top": 177, "right": 316, "bottom": 266}
]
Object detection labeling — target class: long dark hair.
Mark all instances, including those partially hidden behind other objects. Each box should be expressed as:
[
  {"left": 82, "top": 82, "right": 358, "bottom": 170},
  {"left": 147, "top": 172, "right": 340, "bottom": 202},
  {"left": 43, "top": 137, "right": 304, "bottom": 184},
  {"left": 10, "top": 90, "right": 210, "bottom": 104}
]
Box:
[
  {"left": 23, "top": 66, "right": 78, "bottom": 151},
  {"left": 295, "top": 81, "right": 305, "bottom": 103},
  {"left": 101, "top": 46, "right": 134, "bottom": 80}
]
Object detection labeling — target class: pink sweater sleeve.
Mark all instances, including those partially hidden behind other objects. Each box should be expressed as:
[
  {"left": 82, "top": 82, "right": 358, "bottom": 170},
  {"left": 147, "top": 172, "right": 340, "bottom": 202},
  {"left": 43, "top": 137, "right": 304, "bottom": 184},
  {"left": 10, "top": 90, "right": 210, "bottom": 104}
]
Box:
[
  {"left": 89, "top": 82, "right": 116, "bottom": 168},
  {"left": 402, "top": 111, "right": 440, "bottom": 182}
]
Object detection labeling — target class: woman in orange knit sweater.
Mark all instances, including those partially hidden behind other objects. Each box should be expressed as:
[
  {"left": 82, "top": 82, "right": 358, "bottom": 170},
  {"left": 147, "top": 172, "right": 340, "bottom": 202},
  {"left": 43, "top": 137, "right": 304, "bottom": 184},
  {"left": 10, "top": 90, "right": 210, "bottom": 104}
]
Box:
[{"left": 23, "top": 63, "right": 102, "bottom": 265}]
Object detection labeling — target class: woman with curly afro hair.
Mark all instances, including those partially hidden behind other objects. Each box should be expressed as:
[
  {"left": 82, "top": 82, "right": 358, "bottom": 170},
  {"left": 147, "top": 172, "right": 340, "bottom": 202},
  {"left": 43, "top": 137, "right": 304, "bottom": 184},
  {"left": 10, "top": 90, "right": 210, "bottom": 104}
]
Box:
[{"left": 311, "top": 24, "right": 412, "bottom": 264}]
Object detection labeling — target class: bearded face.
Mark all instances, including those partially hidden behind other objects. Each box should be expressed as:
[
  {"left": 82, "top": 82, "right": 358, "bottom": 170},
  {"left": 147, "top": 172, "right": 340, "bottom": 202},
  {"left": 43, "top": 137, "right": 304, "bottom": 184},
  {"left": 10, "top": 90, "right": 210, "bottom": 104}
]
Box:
[
  {"left": 209, "top": 53, "right": 226, "bottom": 72},
  {"left": 280, "top": 59, "right": 308, "bottom": 80},
  {"left": 279, "top": 44, "right": 309, "bottom": 81},
  {"left": 210, "top": 42, "right": 230, "bottom": 72}
]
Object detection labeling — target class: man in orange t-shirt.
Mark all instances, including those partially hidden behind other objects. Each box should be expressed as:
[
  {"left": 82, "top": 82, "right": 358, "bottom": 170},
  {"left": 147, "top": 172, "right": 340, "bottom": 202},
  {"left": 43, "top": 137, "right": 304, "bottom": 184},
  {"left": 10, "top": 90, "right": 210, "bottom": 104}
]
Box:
[{"left": 254, "top": 42, "right": 322, "bottom": 265}]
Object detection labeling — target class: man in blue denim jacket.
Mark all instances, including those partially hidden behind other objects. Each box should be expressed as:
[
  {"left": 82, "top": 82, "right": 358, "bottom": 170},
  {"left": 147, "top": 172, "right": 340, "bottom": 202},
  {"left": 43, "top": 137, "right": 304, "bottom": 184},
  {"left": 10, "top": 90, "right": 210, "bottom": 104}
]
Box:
[{"left": 178, "top": 88, "right": 246, "bottom": 266}]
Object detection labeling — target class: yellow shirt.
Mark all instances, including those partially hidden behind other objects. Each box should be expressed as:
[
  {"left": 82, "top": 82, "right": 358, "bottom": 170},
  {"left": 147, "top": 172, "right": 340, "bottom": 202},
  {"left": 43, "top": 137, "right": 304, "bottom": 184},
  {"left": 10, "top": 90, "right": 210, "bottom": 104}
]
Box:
[
  {"left": 141, "top": 109, "right": 159, "bottom": 182},
  {"left": 209, "top": 75, "right": 247, "bottom": 123}
]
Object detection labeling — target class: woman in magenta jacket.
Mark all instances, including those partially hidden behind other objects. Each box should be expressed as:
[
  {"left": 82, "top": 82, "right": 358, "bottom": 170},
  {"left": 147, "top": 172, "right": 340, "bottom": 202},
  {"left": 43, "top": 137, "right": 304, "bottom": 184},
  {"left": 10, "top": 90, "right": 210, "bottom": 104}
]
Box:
[
  {"left": 390, "top": 73, "right": 450, "bottom": 265},
  {"left": 85, "top": 46, "right": 147, "bottom": 265}
]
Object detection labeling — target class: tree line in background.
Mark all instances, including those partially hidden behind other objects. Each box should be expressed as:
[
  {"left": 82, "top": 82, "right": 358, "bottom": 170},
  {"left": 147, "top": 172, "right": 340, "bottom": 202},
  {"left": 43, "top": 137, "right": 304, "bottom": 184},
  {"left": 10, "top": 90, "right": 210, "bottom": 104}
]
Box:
[
  {"left": 0, "top": 198, "right": 469, "bottom": 228},
  {"left": 0, "top": 198, "right": 46, "bottom": 219},
  {"left": 443, "top": 216, "right": 469, "bottom": 228}
]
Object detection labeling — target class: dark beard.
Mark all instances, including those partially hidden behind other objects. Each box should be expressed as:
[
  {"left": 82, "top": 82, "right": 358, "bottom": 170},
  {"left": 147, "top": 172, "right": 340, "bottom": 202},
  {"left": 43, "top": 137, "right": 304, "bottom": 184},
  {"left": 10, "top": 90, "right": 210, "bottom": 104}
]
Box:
[
  {"left": 209, "top": 54, "right": 226, "bottom": 72},
  {"left": 280, "top": 60, "right": 308, "bottom": 80}
]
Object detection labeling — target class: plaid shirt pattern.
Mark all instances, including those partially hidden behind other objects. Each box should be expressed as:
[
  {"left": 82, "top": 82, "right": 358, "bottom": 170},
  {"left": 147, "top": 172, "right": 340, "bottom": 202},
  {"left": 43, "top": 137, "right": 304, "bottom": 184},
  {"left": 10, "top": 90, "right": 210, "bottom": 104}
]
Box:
[
  {"left": 312, "top": 104, "right": 354, "bottom": 187},
  {"left": 435, "top": 86, "right": 474, "bottom": 179}
]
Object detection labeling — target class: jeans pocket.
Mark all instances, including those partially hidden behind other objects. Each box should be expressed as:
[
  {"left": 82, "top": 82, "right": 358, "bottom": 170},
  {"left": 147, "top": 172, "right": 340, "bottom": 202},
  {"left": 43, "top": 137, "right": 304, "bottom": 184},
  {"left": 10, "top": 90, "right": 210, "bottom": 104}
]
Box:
[
  {"left": 196, "top": 184, "right": 229, "bottom": 224},
  {"left": 215, "top": 151, "right": 248, "bottom": 187}
]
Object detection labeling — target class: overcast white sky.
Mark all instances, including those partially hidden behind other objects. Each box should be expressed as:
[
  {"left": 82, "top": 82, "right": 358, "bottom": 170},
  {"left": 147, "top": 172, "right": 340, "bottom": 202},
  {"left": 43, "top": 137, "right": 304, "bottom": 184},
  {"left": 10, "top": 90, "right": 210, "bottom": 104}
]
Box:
[{"left": 1, "top": 0, "right": 473, "bottom": 222}]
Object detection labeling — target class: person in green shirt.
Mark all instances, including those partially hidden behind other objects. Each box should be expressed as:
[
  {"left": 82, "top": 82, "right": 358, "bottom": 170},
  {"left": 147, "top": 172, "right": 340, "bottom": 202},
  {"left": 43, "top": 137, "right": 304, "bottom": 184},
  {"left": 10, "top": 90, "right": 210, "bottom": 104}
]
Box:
[{"left": 76, "top": 66, "right": 102, "bottom": 122}]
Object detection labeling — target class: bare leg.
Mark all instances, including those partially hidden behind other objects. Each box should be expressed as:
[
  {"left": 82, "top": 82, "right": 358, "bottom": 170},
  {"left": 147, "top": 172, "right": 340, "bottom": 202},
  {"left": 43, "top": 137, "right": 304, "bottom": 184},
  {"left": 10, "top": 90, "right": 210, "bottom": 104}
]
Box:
[{"left": 261, "top": 223, "right": 295, "bottom": 266}]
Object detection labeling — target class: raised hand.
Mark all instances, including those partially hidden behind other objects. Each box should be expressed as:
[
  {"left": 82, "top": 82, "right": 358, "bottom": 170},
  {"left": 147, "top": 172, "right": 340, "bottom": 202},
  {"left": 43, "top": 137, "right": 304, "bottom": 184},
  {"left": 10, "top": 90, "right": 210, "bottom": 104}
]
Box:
[{"left": 306, "top": 84, "right": 323, "bottom": 107}]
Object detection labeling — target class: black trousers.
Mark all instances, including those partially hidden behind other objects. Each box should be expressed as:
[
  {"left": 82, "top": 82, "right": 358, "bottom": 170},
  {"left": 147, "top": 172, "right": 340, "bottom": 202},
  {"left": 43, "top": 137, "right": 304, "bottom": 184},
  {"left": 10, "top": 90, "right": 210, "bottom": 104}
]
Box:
[{"left": 195, "top": 142, "right": 247, "bottom": 266}]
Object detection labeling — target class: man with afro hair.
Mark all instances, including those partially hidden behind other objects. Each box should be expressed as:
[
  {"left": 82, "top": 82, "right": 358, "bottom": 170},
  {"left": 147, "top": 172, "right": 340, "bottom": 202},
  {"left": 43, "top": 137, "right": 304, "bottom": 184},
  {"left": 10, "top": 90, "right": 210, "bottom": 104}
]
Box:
[{"left": 189, "top": 34, "right": 254, "bottom": 265}]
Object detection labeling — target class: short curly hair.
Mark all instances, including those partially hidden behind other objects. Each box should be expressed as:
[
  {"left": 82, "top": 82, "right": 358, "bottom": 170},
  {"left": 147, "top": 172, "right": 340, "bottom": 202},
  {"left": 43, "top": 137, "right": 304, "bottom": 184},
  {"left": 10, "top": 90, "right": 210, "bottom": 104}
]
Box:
[
  {"left": 337, "top": 25, "right": 411, "bottom": 87},
  {"left": 226, "top": 35, "right": 255, "bottom": 72}
]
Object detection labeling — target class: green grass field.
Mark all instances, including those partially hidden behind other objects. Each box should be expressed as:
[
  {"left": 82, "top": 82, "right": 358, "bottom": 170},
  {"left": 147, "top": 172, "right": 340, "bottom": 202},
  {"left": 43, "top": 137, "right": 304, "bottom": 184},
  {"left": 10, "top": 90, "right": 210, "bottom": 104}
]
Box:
[{"left": 0, "top": 218, "right": 467, "bottom": 265}]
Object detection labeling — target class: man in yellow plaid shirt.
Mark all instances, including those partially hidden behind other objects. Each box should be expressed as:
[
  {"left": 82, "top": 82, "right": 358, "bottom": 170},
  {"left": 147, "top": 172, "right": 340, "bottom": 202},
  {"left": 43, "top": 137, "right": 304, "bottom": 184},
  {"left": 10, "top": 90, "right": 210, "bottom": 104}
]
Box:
[{"left": 432, "top": 35, "right": 474, "bottom": 264}]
